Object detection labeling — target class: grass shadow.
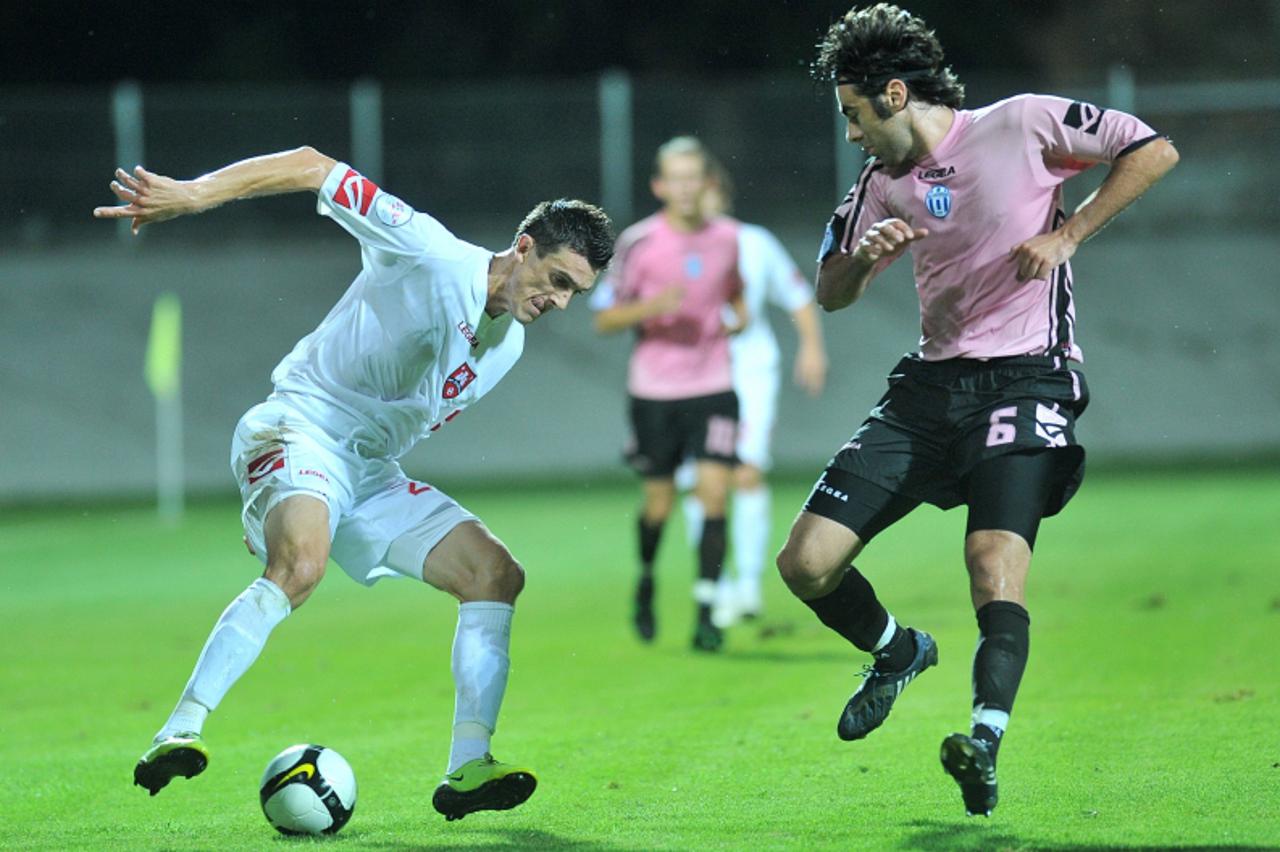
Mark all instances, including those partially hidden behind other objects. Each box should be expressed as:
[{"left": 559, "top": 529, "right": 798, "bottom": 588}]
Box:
[
  {"left": 897, "top": 819, "right": 1280, "bottom": 851},
  {"left": 336, "top": 826, "right": 632, "bottom": 851}
]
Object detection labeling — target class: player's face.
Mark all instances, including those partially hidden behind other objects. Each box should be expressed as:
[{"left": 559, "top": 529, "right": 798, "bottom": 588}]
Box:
[
  {"left": 651, "top": 152, "right": 709, "bottom": 221},
  {"left": 508, "top": 240, "right": 597, "bottom": 325},
  {"left": 836, "top": 85, "right": 912, "bottom": 167}
]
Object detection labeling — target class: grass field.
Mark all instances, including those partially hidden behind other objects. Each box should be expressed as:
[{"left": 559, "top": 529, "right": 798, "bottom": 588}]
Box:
[{"left": 2, "top": 470, "right": 1278, "bottom": 850}]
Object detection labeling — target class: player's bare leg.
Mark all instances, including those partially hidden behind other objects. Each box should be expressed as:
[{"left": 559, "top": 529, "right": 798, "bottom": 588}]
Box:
[
  {"left": 778, "top": 510, "right": 936, "bottom": 740},
  {"left": 423, "top": 521, "right": 536, "bottom": 821},
  {"left": 135, "top": 495, "right": 328, "bottom": 795},
  {"left": 691, "top": 460, "right": 732, "bottom": 651},
  {"left": 633, "top": 477, "right": 676, "bottom": 641},
  {"left": 942, "top": 529, "right": 1033, "bottom": 817}
]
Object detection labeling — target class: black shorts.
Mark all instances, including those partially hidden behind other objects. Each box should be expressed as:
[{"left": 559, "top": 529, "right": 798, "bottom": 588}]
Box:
[
  {"left": 626, "top": 391, "right": 739, "bottom": 478},
  {"left": 806, "top": 354, "right": 1089, "bottom": 536}
]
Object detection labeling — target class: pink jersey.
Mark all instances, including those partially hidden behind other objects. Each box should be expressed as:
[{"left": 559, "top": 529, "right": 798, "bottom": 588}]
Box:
[
  {"left": 823, "top": 93, "right": 1160, "bottom": 362},
  {"left": 605, "top": 213, "right": 743, "bottom": 400}
]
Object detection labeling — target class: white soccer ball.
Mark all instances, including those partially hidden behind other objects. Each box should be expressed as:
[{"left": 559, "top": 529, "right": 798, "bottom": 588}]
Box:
[{"left": 259, "top": 744, "right": 357, "bottom": 836}]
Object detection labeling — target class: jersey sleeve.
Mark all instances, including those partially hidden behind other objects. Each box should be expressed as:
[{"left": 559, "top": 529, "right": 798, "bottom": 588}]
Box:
[
  {"left": 818, "top": 159, "right": 893, "bottom": 272},
  {"left": 747, "top": 226, "right": 813, "bottom": 312},
  {"left": 315, "top": 162, "right": 453, "bottom": 258},
  {"left": 1020, "top": 94, "right": 1162, "bottom": 174}
]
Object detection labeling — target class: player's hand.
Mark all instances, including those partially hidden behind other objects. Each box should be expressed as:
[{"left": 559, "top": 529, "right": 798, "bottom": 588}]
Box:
[
  {"left": 647, "top": 284, "right": 685, "bottom": 317},
  {"left": 853, "top": 218, "right": 928, "bottom": 264},
  {"left": 1009, "top": 231, "right": 1078, "bottom": 282},
  {"left": 93, "top": 166, "right": 201, "bottom": 234},
  {"left": 793, "top": 343, "right": 827, "bottom": 397}
]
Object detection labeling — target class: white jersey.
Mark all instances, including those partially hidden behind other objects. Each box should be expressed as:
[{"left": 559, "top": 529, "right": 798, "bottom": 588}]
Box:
[
  {"left": 728, "top": 221, "right": 813, "bottom": 372},
  {"left": 270, "top": 162, "right": 525, "bottom": 460}
]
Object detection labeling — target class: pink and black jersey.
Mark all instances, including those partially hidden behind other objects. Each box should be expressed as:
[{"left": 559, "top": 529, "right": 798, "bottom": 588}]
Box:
[
  {"left": 602, "top": 213, "right": 744, "bottom": 400},
  {"left": 822, "top": 94, "right": 1161, "bottom": 362}
]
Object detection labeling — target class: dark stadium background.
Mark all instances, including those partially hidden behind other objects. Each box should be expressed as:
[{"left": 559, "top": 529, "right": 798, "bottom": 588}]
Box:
[{"left": 3, "top": 0, "right": 1278, "bottom": 501}]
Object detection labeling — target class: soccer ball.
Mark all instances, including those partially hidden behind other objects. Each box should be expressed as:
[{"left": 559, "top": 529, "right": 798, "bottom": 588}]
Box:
[{"left": 259, "top": 744, "right": 357, "bottom": 836}]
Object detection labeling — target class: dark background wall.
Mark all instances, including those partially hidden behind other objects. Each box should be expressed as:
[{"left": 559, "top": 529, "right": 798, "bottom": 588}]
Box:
[{"left": 2, "top": 2, "right": 1278, "bottom": 501}]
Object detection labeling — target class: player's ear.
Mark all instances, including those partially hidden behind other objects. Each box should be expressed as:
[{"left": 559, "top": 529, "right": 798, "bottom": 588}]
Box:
[
  {"left": 884, "top": 79, "right": 909, "bottom": 112},
  {"left": 514, "top": 233, "right": 534, "bottom": 262}
]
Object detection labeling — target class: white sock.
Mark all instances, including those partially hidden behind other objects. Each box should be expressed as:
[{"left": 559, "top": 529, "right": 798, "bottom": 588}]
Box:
[
  {"left": 972, "top": 705, "right": 1010, "bottom": 737},
  {"left": 871, "top": 614, "right": 898, "bottom": 653},
  {"left": 447, "top": 602, "right": 514, "bottom": 773},
  {"left": 681, "top": 493, "right": 705, "bottom": 549},
  {"left": 731, "top": 486, "right": 771, "bottom": 600},
  {"left": 693, "top": 578, "right": 717, "bottom": 605},
  {"left": 157, "top": 577, "right": 291, "bottom": 740}
]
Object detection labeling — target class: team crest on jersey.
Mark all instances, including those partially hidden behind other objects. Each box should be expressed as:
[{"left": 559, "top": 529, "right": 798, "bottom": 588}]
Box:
[
  {"left": 442, "top": 362, "right": 477, "bottom": 399},
  {"left": 683, "top": 253, "right": 703, "bottom": 278},
  {"left": 332, "top": 168, "right": 378, "bottom": 215},
  {"left": 375, "top": 192, "right": 413, "bottom": 227},
  {"left": 925, "top": 184, "right": 952, "bottom": 218}
]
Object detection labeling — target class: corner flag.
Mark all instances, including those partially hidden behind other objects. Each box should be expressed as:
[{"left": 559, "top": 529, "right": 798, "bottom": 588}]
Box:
[{"left": 145, "top": 292, "right": 182, "bottom": 397}]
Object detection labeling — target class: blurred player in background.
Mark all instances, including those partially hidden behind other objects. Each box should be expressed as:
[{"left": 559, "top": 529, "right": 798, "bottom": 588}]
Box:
[
  {"left": 94, "top": 146, "right": 614, "bottom": 821},
  {"left": 592, "top": 136, "right": 747, "bottom": 652},
  {"left": 776, "top": 3, "right": 1178, "bottom": 816},
  {"left": 677, "top": 158, "right": 828, "bottom": 627}
]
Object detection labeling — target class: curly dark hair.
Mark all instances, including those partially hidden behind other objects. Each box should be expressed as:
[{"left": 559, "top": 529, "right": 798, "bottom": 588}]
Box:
[
  {"left": 812, "top": 3, "right": 964, "bottom": 110},
  {"left": 515, "top": 199, "right": 615, "bottom": 272}
]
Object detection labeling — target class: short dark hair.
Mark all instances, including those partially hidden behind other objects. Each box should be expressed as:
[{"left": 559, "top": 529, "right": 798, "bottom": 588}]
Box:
[
  {"left": 515, "top": 199, "right": 615, "bottom": 272},
  {"left": 812, "top": 3, "right": 965, "bottom": 109}
]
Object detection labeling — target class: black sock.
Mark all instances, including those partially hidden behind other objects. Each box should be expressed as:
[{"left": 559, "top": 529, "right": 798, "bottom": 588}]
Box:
[
  {"left": 802, "top": 566, "right": 911, "bottom": 667},
  {"left": 638, "top": 517, "right": 664, "bottom": 575},
  {"left": 636, "top": 518, "right": 663, "bottom": 607},
  {"left": 971, "top": 600, "right": 1031, "bottom": 760},
  {"left": 698, "top": 517, "right": 727, "bottom": 582}
]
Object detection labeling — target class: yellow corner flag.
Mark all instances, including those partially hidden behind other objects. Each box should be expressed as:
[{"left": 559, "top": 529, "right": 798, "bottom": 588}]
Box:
[{"left": 145, "top": 292, "right": 182, "bottom": 398}]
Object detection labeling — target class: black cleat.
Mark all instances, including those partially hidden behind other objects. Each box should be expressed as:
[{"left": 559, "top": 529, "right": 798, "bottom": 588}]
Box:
[
  {"left": 691, "top": 619, "right": 724, "bottom": 652},
  {"left": 837, "top": 628, "right": 937, "bottom": 741},
  {"left": 133, "top": 733, "right": 210, "bottom": 796},
  {"left": 634, "top": 578, "right": 656, "bottom": 642},
  {"left": 941, "top": 733, "right": 999, "bottom": 817}
]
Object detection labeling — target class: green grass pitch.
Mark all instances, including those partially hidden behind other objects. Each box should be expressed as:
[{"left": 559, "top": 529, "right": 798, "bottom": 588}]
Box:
[{"left": 2, "top": 470, "right": 1277, "bottom": 850}]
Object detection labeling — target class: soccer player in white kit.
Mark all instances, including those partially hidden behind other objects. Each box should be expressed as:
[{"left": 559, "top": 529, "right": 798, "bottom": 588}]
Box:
[
  {"left": 93, "top": 146, "right": 614, "bottom": 821},
  {"left": 679, "top": 160, "right": 828, "bottom": 626},
  {"left": 776, "top": 5, "right": 1178, "bottom": 816}
]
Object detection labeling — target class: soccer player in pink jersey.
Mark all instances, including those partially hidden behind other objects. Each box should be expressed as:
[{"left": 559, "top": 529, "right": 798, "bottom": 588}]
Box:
[
  {"left": 775, "top": 4, "right": 1178, "bottom": 816},
  {"left": 593, "top": 137, "right": 748, "bottom": 652}
]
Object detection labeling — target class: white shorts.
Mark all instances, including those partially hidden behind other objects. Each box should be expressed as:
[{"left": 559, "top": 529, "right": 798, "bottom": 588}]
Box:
[
  {"left": 230, "top": 400, "right": 477, "bottom": 586},
  {"left": 732, "top": 359, "right": 781, "bottom": 471}
]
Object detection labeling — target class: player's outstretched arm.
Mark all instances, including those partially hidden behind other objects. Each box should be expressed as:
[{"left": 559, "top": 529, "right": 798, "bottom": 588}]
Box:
[
  {"left": 93, "top": 146, "right": 337, "bottom": 235},
  {"left": 817, "top": 218, "right": 927, "bottom": 311},
  {"left": 1010, "top": 138, "right": 1179, "bottom": 282}
]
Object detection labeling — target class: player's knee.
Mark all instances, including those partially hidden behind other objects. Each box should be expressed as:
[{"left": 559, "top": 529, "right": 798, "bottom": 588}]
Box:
[
  {"left": 775, "top": 539, "right": 833, "bottom": 596},
  {"left": 734, "top": 465, "right": 763, "bottom": 491},
  {"left": 965, "top": 533, "right": 1028, "bottom": 604},
  {"left": 265, "top": 555, "right": 326, "bottom": 608},
  {"left": 470, "top": 552, "right": 525, "bottom": 603}
]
